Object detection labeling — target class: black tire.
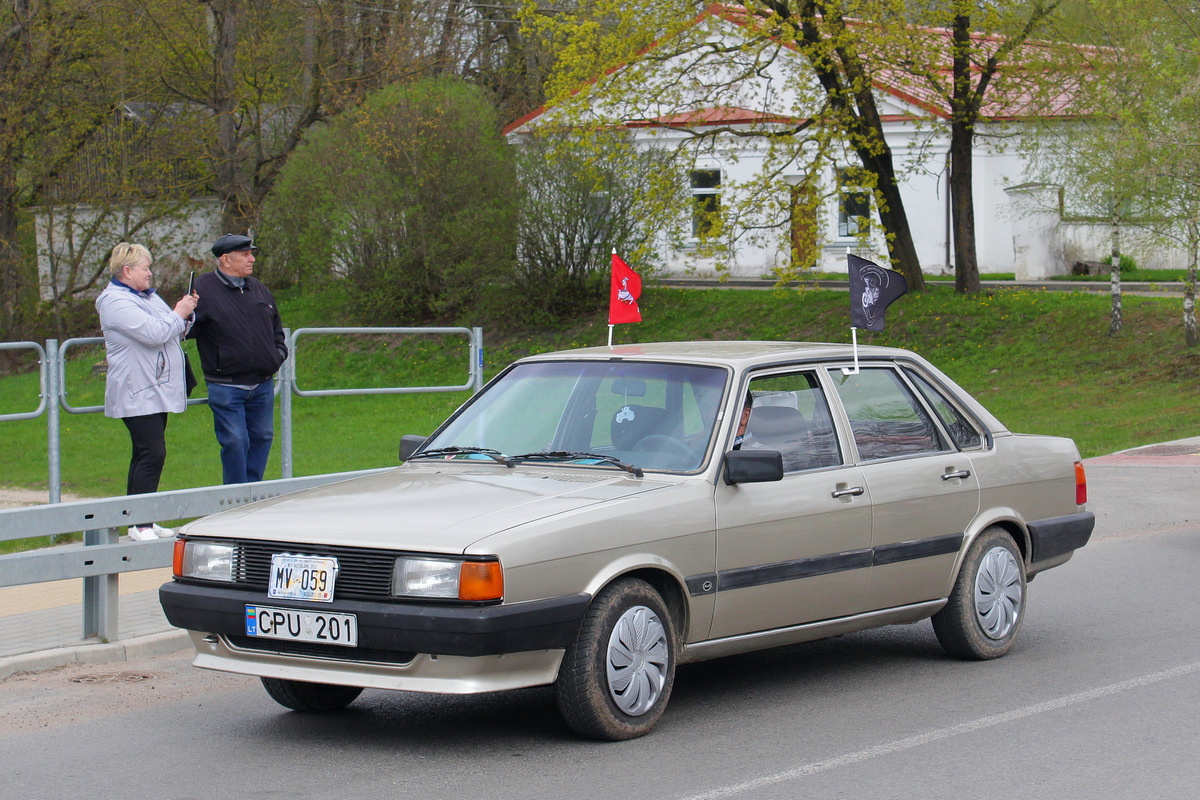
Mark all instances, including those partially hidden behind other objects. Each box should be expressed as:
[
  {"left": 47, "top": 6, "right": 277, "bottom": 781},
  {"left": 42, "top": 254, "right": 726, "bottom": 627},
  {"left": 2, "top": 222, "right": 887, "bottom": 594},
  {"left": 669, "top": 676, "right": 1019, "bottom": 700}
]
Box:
[
  {"left": 932, "top": 526, "right": 1026, "bottom": 660},
  {"left": 261, "top": 677, "right": 363, "bottom": 712},
  {"left": 555, "top": 578, "right": 677, "bottom": 741}
]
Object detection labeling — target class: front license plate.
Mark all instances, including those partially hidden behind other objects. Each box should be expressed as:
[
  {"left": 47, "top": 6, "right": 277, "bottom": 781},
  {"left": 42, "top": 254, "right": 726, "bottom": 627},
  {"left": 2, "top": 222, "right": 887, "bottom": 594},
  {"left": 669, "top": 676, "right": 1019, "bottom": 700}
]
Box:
[
  {"left": 245, "top": 605, "right": 358, "bottom": 647},
  {"left": 268, "top": 554, "right": 338, "bottom": 602}
]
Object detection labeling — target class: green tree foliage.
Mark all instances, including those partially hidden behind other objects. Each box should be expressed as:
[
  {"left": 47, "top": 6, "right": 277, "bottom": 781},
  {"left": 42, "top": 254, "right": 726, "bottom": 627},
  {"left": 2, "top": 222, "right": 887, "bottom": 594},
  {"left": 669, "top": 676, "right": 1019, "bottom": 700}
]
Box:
[
  {"left": 260, "top": 78, "right": 517, "bottom": 323},
  {"left": 1031, "top": 0, "right": 1200, "bottom": 343},
  {"left": 513, "top": 128, "right": 685, "bottom": 318}
]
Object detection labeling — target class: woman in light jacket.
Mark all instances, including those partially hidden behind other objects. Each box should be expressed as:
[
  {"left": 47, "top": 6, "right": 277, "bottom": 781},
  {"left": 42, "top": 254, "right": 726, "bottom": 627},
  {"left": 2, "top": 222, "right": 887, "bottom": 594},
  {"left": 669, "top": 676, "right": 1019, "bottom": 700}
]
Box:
[{"left": 96, "top": 243, "right": 198, "bottom": 540}]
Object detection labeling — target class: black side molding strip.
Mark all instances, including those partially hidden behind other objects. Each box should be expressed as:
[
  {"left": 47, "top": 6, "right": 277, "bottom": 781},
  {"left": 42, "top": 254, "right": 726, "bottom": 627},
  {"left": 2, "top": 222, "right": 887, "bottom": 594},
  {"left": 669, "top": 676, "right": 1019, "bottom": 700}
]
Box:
[
  {"left": 689, "top": 532, "right": 966, "bottom": 597},
  {"left": 717, "top": 550, "right": 874, "bottom": 592},
  {"left": 873, "top": 534, "right": 964, "bottom": 566}
]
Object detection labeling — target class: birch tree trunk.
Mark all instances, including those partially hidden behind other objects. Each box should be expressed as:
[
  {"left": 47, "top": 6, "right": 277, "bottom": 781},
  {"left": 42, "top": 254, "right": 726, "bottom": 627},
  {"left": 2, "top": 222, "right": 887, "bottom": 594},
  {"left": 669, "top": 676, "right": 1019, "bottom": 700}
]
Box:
[
  {"left": 1109, "top": 219, "right": 1122, "bottom": 336},
  {"left": 1185, "top": 232, "right": 1197, "bottom": 348}
]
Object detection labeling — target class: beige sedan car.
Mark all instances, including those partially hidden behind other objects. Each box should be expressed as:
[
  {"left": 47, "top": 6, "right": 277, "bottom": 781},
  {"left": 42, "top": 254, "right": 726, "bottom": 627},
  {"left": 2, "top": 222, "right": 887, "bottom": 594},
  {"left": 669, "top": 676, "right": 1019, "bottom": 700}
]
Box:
[{"left": 161, "top": 342, "right": 1094, "bottom": 740}]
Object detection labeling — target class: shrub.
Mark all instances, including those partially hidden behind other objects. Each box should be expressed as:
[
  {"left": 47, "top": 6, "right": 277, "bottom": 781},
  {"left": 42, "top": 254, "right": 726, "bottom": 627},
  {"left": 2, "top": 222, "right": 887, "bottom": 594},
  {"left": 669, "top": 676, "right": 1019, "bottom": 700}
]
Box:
[
  {"left": 260, "top": 78, "right": 517, "bottom": 323},
  {"left": 512, "top": 128, "right": 684, "bottom": 320}
]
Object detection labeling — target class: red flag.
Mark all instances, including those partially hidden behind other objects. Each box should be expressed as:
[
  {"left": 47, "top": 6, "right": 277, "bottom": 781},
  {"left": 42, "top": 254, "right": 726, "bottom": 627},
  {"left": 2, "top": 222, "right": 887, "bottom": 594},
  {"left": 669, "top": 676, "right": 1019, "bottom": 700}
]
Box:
[{"left": 609, "top": 253, "right": 642, "bottom": 325}]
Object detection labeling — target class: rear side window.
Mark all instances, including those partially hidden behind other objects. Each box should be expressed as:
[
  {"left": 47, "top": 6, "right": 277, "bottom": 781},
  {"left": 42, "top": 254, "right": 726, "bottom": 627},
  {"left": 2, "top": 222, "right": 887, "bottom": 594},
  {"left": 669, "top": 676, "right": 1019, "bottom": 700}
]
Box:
[
  {"left": 904, "top": 369, "right": 983, "bottom": 450},
  {"left": 827, "top": 367, "right": 946, "bottom": 461}
]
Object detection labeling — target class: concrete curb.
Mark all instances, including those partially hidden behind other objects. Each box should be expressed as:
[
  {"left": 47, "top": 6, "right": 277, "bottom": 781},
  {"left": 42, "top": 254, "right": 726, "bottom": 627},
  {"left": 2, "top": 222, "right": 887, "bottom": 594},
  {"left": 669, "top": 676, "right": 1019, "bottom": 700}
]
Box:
[{"left": 0, "top": 629, "right": 190, "bottom": 681}]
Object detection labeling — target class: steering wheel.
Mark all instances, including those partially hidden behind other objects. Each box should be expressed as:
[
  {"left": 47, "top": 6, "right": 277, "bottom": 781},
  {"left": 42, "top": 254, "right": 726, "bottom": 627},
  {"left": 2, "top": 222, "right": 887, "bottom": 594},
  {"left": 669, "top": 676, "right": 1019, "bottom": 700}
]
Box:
[{"left": 633, "top": 434, "right": 694, "bottom": 464}]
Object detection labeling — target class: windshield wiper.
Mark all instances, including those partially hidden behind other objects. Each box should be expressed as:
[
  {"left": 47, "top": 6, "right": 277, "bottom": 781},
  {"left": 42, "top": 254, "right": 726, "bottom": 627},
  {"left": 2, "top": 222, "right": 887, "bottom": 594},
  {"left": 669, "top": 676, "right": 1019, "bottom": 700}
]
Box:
[
  {"left": 409, "top": 446, "right": 513, "bottom": 467},
  {"left": 508, "top": 451, "right": 643, "bottom": 478}
]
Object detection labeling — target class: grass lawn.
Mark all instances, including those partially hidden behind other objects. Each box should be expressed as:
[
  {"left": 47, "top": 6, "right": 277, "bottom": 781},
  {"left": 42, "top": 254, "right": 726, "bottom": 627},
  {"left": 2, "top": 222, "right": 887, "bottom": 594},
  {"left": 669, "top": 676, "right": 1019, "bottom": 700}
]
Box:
[{"left": 2, "top": 282, "right": 1197, "bottom": 507}]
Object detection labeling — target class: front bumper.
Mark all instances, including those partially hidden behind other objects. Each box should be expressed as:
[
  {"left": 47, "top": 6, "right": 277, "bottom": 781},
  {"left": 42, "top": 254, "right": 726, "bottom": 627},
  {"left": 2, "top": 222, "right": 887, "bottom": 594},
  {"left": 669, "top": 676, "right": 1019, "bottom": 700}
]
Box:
[{"left": 159, "top": 581, "right": 591, "bottom": 658}]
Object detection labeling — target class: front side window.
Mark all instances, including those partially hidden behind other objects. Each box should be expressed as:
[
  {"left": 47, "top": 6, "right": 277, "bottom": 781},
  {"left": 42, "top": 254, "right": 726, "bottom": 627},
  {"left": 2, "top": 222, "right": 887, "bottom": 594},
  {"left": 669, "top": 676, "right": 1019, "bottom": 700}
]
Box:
[
  {"left": 740, "top": 371, "right": 842, "bottom": 472},
  {"left": 827, "top": 367, "right": 946, "bottom": 461},
  {"left": 691, "top": 168, "right": 721, "bottom": 237}
]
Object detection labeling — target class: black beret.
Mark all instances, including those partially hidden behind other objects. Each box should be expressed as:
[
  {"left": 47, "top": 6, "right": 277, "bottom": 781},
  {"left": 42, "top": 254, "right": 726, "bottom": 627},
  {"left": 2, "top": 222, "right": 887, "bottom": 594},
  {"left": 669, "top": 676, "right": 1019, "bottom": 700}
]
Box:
[{"left": 211, "top": 233, "right": 258, "bottom": 257}]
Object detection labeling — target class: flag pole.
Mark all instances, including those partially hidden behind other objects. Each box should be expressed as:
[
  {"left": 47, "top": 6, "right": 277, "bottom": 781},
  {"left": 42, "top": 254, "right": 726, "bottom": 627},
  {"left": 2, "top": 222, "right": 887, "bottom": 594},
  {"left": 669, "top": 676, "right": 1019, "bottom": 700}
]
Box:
[
  {"left": 846, "top": 326, "right": 860, "bottom": 375},
  {"left": 845, "top": 248, "right": 859, "bottom": 375},
  {"left": 608, "top": 248, "right": 615, "bottom": 347}
]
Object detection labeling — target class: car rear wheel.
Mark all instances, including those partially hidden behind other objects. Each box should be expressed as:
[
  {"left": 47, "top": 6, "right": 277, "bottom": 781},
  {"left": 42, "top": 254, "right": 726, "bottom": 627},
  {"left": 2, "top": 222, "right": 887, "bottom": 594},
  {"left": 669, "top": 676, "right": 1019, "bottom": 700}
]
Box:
[
  {"left": 555, "top": 578, "right": 676, "bottom": 740},
  {"left": 932, "top": 526, "right": 1026, "bottom": 660},
  {"left": 261, "top": 677, "right": 363, "bottom": 712}
]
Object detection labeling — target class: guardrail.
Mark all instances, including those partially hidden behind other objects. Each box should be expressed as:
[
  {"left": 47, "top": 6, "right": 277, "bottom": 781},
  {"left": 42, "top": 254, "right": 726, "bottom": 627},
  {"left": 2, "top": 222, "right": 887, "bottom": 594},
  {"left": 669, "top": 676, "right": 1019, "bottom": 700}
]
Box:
[
  {"left": 0, "top": 326, "right": 484, "bottom": 644},
  {"left": 0, "top": 470, "right": 388, "bottom": 643}
]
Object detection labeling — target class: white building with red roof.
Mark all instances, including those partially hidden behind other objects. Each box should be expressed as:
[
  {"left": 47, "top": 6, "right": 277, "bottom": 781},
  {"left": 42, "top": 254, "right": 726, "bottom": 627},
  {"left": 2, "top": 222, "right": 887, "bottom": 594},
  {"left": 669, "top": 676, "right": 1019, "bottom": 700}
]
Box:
[{"left": 506, "top": 4, "right": 1184, "bottom": 279}]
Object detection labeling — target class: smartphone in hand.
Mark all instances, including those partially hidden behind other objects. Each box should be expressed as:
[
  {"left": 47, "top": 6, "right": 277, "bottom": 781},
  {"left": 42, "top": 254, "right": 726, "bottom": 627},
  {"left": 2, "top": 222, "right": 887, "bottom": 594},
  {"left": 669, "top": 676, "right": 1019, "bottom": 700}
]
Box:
[{"left": 188, "top": 271, "right": 195, "bottom": 295}]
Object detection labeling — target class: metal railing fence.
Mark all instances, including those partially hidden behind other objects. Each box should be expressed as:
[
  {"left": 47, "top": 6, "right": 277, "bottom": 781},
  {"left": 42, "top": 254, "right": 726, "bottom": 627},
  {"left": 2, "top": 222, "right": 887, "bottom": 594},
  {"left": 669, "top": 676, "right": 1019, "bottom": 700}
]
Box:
[{"left": 2, "top": 326, "right": 482, "bottom": 501}]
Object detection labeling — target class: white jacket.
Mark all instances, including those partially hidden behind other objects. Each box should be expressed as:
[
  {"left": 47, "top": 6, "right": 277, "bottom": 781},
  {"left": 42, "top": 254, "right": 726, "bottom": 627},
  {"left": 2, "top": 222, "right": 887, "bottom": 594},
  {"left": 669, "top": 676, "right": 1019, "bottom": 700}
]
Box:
[{"left": 95, "top": 281, "right": 191, "bottom": 419}]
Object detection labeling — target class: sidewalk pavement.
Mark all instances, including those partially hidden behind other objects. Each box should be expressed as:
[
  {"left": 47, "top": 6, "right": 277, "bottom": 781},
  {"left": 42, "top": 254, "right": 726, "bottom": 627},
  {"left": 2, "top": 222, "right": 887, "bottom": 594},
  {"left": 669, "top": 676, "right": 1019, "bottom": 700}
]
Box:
[
  {"left": 2, "top": 436, "right": 1197, "bottom": 681},
  {"left": 0, "top": 566, "right": 189, "bottom": 680}
]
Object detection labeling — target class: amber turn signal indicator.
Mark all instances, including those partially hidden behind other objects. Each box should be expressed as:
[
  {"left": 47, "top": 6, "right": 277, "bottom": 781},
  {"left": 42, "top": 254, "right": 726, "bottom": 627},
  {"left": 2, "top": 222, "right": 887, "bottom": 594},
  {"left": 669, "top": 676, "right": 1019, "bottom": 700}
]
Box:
[
  {"left": 1075, "top": 461, "right": 1087, "bottom": 506},
  {"left": 459, "top": 561, "right": 503, "bottom": 601},
  {"left": 172, "top": 539, "right": 185, "bottom": 577}
]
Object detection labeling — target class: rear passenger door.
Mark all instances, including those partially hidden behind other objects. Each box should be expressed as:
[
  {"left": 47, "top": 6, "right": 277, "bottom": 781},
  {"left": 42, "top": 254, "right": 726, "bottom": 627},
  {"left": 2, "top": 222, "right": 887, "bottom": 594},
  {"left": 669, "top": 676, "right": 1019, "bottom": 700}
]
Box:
[{"left": 824, "top": 366, "right": 980, "bottom": 611}]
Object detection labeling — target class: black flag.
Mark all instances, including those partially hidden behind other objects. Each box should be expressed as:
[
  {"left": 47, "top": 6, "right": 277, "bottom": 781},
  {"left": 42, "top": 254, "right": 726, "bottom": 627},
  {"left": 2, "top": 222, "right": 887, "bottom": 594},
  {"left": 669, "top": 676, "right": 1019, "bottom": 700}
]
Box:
[{"left": 848, "top": 254, "right": 908, "bottom": 332}]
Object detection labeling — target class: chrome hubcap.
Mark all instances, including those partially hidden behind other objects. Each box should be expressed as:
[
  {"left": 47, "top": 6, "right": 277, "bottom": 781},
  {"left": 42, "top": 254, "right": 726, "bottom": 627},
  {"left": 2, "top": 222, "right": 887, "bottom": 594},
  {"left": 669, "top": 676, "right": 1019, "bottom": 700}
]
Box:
[
  {"left": 974, "top": 546, "right": 1023, "bottom": 640},
  {"left": 605, "top": 605, "right": 669, "bottom": 716}
]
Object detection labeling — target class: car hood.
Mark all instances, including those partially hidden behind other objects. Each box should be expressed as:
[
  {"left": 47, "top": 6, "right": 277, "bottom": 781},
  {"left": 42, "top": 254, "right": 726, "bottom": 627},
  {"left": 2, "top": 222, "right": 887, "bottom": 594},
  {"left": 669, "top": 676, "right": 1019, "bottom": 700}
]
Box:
[{"left": 181, "top": 463, "right": 678, "bottom": 554}]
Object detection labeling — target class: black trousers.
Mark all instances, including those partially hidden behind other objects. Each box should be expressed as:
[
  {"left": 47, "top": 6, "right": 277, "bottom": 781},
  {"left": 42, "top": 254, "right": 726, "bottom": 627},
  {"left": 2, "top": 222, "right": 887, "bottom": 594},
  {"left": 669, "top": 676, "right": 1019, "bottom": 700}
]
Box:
[{"left": 122, "top": 413, "right": 169, "bottom": 509}]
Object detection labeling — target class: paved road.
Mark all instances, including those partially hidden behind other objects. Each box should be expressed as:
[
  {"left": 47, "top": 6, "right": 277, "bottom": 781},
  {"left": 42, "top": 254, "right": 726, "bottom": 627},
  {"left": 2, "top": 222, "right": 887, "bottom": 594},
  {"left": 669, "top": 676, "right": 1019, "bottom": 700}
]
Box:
[{"left": 0, "top": 448, "right": 1197, "bottom": 800}]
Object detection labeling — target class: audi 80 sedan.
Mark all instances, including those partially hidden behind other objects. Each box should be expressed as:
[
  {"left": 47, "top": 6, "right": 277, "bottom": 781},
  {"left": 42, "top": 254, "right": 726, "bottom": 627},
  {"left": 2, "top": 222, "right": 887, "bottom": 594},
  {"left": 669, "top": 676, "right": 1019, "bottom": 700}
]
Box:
[{"left": 161, "top": 341, "right": 1094, "bottom": 740}]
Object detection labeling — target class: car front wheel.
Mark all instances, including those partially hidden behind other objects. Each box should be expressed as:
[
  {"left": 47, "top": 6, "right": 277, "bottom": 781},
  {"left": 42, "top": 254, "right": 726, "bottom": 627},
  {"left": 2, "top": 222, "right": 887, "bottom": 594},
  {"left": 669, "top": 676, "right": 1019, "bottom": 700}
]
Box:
[
  {"left": 932, "top": 526, "right": 1026, "bottom": 660},
  {"left": 261, "top": 677, "right": 363, "bottom": 712},
  {"left": 555, "top": 578, "right": 676, "bottom": 740}
]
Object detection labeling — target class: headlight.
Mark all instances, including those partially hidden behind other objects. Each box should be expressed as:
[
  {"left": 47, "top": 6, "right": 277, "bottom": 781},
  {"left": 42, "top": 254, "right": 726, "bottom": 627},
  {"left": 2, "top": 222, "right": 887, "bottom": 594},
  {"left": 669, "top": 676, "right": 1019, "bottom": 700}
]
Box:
[
  {"left": 392, "top": 557, "right": 503, "bottom": 601},
  {"left": 177, "top": 540, "right": 236, "bottom": 582}
]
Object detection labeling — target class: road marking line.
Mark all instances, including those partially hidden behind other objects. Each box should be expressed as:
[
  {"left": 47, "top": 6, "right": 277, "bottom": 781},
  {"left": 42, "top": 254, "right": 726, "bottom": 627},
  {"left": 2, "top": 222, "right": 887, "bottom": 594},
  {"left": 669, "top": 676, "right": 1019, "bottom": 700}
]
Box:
[{"left": 677, "top": 661, "right": 1200, "bottom": 800}]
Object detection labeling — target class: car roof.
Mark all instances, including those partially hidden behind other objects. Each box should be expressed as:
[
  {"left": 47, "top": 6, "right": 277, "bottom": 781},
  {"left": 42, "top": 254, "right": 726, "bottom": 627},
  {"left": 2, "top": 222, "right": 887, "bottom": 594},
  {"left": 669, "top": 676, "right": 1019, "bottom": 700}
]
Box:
[
  {"left": 520, "top": 340, "right": 915, "bottom": 369},
  {"left": 518, "top": 341, "right": 1011, "bottom": 435}
]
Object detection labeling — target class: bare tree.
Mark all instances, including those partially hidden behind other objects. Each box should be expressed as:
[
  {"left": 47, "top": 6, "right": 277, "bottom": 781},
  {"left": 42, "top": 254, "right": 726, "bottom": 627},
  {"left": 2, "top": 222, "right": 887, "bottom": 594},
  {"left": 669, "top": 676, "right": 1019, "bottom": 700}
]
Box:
[{"left": 0, "top": 0, "right": 118, "bottom": 336}]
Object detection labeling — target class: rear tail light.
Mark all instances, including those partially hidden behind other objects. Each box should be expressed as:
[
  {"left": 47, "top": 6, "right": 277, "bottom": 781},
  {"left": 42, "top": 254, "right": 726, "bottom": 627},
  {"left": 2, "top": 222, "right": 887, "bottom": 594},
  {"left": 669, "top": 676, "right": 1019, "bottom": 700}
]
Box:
[{"left": 1075, "top": 461, "right": 1087, "bottom": 505}]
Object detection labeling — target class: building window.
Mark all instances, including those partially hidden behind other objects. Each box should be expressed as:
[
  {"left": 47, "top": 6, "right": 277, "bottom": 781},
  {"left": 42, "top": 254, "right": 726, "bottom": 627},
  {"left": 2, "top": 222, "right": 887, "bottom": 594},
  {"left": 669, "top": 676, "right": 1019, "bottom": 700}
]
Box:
[
  {"left": 838, "top": 168, "right": 871, "bottom": 238},
  {"left": 690, "top": 168, "right": 721, "bottom": 237}
]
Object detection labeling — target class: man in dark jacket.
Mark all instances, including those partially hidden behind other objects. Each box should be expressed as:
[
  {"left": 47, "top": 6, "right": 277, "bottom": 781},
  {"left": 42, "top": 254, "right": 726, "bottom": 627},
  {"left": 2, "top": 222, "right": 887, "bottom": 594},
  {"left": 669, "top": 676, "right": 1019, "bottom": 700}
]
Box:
[{"left": 189, "top": 234, "right": 287, "bottom": 483}]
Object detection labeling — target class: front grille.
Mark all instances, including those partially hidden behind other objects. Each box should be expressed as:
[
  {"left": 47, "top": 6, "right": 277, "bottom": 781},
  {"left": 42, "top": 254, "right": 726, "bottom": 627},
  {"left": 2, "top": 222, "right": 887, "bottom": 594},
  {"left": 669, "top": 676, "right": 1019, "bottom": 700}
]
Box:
[
  {"left": 211, "top": 538, "right": 399, "bottom": 600},
  {"left": 225, "top": 635, "right": 416, "bottom": 665}
]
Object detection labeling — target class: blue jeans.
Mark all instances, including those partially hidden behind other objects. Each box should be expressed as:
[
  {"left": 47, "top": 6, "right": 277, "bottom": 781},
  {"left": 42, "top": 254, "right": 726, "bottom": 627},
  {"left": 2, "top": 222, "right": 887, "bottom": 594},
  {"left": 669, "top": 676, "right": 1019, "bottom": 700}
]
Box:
[{"left": 207, "top": 381, "right": 275, "bottom": 484}]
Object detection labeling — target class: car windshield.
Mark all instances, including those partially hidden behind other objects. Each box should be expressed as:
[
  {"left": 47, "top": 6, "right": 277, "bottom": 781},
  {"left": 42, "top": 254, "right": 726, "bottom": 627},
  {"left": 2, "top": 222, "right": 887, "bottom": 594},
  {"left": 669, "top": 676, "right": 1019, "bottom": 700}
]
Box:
[{"left": 419, "top": 360, "right": 729, "bottom": 472}]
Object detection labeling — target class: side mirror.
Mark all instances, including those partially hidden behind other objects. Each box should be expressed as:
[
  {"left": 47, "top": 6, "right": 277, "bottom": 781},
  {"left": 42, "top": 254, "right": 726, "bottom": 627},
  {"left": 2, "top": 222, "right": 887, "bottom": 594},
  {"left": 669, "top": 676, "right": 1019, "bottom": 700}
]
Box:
[
  {"left": 399, "top": 434, "right": 427, "bottom": 462},
  {"left": 723, "top": 449, "right": 784, "bottom": 485}
]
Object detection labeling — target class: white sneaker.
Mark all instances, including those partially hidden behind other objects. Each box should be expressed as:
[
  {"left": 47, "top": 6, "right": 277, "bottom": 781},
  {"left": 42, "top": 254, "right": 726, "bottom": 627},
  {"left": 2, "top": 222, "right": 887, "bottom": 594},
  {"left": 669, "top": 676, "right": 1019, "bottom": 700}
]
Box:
[{"left": 128, "top": 526, "right": 157, "bottom": 541}]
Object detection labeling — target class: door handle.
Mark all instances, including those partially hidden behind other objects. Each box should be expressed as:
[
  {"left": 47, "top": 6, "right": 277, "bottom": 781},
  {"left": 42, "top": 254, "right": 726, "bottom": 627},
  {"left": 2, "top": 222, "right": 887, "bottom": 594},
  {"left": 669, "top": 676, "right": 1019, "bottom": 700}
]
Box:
[
  {"left": 942, "top": 470, "right": 971, "bottom": 481},
  {"left": 831, "top": 486, "right": 865, "bottom": 498}
]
